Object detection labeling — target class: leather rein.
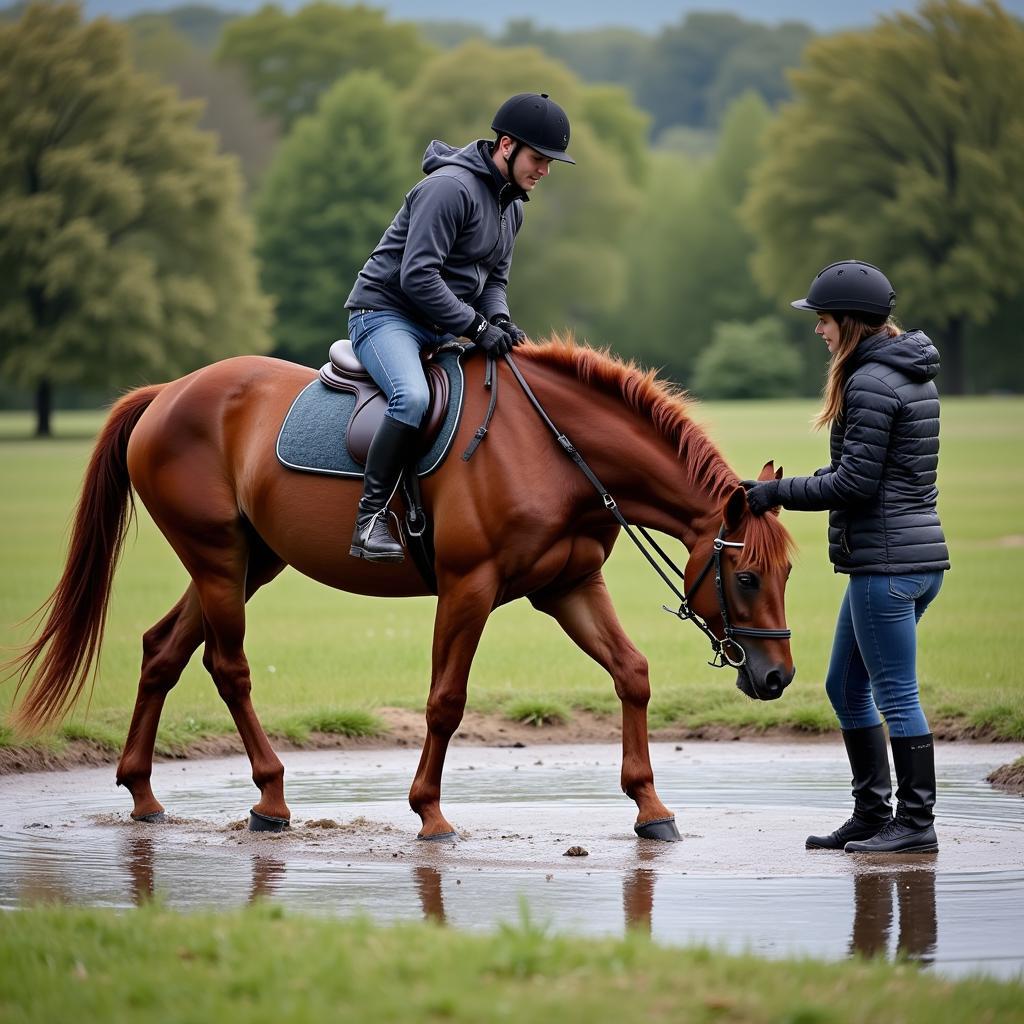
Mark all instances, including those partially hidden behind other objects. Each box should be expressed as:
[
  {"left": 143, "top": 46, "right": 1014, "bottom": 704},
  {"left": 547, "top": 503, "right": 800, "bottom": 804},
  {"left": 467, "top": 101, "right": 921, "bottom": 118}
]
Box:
[{"left": 464, "top": 349, "right": 791, "bottom": 669}]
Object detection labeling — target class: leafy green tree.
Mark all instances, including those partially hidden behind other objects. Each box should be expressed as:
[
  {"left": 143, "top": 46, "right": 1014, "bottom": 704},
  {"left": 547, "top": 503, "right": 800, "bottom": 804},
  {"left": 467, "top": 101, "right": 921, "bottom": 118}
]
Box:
[
  {"left": 127, "top": 18, "right": 280, "bottom": 192},
  {"left": 692, "top": 317, "right": 803, "bottom": 399},
  {"left": 217, "top": 2, "right": 432, "bottom": 131},
  {"left": 0, "top": 3, "right": 271, "bottom": 435},
  {"left": 636, "top": 13, "right": 813, "bottom": 137},
  {"left": 497, "top": 19, "right": 651, "bottom": 96},
  {"left": 126, "top": 5, "right": 237, "bottom": 52},
  {"left": 255, "top": 72, "right": 415, "bottom": 366},
  {"left": 744, "top": 0, "right": 1024, "bottom": 394},
  {"left": 705, "top": 22, "right": 813, "bottom": 124},
  {"left": 400, "top": 41, "right": 646, "bottom": 340},
  {"left": 598, "top": 92, "right": 778, "bottom": 381}
]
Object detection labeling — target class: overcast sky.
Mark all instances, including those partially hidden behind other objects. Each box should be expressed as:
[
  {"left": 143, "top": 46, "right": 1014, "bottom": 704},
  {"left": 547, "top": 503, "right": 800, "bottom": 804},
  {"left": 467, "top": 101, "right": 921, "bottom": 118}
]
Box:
[{"left": 84, "top": 0, "right": 1024, "bottom": 33}]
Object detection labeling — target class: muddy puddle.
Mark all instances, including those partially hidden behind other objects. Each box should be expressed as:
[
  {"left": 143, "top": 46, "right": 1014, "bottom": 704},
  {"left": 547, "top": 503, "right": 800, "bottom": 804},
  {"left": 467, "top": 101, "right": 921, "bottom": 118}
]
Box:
[{"left": 1, "top": 741, "right": 1022, "bottom": 979}]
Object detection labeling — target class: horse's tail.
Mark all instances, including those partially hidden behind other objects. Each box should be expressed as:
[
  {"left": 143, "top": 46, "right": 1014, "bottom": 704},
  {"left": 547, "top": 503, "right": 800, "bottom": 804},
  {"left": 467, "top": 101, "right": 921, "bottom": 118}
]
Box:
[{"left": 4, "top": 384, "right": 165, "bottom": 734}]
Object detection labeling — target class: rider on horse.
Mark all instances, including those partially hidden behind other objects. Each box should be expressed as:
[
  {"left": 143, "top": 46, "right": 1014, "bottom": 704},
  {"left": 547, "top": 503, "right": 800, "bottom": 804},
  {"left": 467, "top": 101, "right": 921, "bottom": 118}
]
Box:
[{"left": 344, "top": 92, "right": 575, "bottom": 563}]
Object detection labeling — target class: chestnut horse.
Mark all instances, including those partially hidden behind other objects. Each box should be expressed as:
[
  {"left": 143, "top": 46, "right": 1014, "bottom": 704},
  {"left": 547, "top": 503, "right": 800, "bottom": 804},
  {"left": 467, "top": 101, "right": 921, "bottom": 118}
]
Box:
[{"left": 8, "top": 337, "right": 795, "bottom": 841}]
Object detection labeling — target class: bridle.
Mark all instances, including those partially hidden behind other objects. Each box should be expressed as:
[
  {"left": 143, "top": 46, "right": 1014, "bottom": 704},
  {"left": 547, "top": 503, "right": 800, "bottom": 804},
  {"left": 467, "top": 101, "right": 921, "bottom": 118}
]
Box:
[
  {"left": 660, "top": 524, "right": 792, "bottom": 668},
  {"left": 469, "top": 351, "right": 793, "bottom": 669}
]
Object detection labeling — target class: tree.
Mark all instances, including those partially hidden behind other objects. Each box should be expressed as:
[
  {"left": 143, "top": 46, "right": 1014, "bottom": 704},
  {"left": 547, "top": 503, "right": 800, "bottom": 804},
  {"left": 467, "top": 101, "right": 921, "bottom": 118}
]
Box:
[
  {"left": 216, "top": 2, "right": 432, "bottom": 131},
  {"left": 597, "top": 92, "right": 779, "bottom": 381},
  {"left": 692, "top": 317, "right": 803, "bottom": 399},
  {"left": 127, "top": 18, "right": 280, "bottom": 192},
  {"left": 400, "top": 41, "right": 647, "bottom": 341},
  {"left": 744, "top": 0, "right": 1024, "bottom": 394},
  {"left": 255, "top": 72, "right": 415, "bottom": 366},
  {"left": 635, "top": 11, "right": 806, "bottom": 138},
  {"left": 0, "top": 3, "right": 271, "bottom": 435}
]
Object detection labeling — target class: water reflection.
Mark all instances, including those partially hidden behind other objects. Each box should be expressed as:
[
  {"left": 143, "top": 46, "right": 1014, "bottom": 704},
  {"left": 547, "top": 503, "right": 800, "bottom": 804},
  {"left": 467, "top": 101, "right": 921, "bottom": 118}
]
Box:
[
  {"left": 623, "top": 869, "right": 655, "bottom": 934},
  {"left": 120, "top": 831, "right": 288, "bottom": 908},
  {"left": 414, "top": 865, "right": 446, "bottom": 922},
  {"left": 124, "top": 833, "right": 156, "bottom": 904},
  {"left": 249, "top": 856, "right": 287, "bottom": 903},
  {"left": 850, "top": 865, "right": 937, "bottom": 965}
]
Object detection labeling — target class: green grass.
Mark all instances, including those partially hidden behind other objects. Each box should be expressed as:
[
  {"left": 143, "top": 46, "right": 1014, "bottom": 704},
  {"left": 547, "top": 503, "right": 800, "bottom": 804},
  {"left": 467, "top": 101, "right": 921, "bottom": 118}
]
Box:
[
  {"left": 503, "top": 698, "right": 571, "bottom": 727},
  {"left": 1, "top": 904, "right": 1021, "bottom": 1024},
  {"left": 1, "top": 397, "right": 1022, "bottom": 752}
]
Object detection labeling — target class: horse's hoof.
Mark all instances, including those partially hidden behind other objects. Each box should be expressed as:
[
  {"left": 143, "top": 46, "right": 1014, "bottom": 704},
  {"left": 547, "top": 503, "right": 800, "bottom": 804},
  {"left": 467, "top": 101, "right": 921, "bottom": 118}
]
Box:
[
  {"left": 634, "top": 816, "right": 681, "bottom": 842},
  {"left": 131, "top": 811, "right": 167, "bottom": 824},
  {"left": 248, "top": 809, "right": 290, "bottom": 833},
  {"left": 417, "top": 830, "right": 458, "bottom": 843}
]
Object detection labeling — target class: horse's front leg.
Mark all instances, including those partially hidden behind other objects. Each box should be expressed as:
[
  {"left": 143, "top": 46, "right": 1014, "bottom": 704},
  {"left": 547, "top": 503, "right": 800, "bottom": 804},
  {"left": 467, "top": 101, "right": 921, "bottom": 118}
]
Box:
[
  {"left": 409, "top": 568, "right": 497, "bottom": 840},
  {"left": 531, "top": 572, "right": 679, "bottom": 840}
]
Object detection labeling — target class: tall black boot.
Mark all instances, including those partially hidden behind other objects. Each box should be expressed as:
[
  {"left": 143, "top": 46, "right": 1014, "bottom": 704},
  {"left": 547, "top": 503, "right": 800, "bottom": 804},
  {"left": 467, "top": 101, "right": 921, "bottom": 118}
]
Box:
[
  {"left": 349, "top": 416, "right": 418, "bottom": 564},
  {"left": 806, "top": 724, "right": 892, "bottom": 850},
  {"left": 846, "top": 734, "right": 937, "bottom": 854}
]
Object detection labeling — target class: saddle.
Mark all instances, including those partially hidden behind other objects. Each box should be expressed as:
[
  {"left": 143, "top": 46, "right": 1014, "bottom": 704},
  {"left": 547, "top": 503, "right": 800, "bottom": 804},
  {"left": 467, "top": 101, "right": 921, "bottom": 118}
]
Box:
[
  {"left": 318, "top": 339, "right": 454, "bottom": 466},
  {"left": 276, "top": 339, "right": 469, "bottom": 595}
]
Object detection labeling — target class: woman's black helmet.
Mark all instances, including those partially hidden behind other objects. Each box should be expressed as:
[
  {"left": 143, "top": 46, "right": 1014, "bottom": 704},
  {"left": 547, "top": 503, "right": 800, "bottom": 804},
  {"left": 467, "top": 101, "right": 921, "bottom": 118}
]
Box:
[
  {"left": 791, "top": 260, "right": 895, "bottom": 318},
  {"left": 491, "top": 93, "right": 575, "bottom": 164}
]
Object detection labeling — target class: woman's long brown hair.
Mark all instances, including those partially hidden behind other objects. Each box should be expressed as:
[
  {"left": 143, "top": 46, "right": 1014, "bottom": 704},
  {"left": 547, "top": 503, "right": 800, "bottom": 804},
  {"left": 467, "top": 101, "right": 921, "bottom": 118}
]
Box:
[{"left": 813, "top": 315, "right": 900, "bottom": 430}]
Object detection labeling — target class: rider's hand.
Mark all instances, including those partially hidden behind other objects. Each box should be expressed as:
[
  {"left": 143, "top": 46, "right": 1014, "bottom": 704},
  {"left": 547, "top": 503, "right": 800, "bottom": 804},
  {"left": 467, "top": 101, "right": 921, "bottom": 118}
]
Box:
[
  {"left": 490, "top": 314, "right": 527, "bottom": 346},
  {"left": 477, "top": 321, "right": 514, "bottom": 356},
  {"left": 741, "top": 479, "right": 781, "bottom": 516},
  {"left": 467, "top": 313, "right": 513, "bottom": 356}
]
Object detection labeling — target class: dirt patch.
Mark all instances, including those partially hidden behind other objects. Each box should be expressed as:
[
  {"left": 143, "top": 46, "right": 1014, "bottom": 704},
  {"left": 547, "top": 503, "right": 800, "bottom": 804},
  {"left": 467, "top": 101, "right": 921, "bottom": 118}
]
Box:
[
  {"left": 987, "top": 759, "right": 1024, "bottom": 796},
  {"left": 0, "top": 706, "right": 1014, "bottom": 777}
]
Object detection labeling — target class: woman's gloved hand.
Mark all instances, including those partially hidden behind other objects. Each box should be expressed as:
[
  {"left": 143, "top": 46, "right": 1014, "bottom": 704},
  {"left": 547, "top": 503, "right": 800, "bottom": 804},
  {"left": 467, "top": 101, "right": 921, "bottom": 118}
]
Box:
[{"left": 740, "top": 479, "right": 782, "bottom": 516}]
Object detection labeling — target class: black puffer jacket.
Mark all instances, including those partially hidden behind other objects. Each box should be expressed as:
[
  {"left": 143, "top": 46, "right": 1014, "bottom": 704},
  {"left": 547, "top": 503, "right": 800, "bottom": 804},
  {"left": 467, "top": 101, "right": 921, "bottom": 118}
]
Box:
[{"left": 775, "top": 329, "right": 950, "bottom": 575}]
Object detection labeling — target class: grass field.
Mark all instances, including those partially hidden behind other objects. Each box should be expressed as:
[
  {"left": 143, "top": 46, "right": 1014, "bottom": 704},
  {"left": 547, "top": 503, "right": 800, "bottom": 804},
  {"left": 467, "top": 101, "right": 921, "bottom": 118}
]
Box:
[
  {"left": 1, "top": 397, "right": 1022, "bottom": 753},
  {"left": 2, "top": 904, "right": 1022, "bottom": 1024}
]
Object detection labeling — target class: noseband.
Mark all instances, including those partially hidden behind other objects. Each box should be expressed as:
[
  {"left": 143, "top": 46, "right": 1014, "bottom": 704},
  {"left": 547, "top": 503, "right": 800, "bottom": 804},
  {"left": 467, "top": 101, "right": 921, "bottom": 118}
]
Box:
[{"left": 495, "top": 352, "right": 793, "bottom": 669}]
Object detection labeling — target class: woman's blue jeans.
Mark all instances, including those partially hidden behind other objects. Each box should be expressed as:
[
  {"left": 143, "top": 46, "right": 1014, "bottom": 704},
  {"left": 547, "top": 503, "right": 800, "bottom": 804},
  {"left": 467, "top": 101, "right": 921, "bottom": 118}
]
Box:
[
  {"left": 824, "top": 572, "right": 944, "bottom": 737},
  {"left": 348, "top": 309, "right": 454, "bottom": 428}
]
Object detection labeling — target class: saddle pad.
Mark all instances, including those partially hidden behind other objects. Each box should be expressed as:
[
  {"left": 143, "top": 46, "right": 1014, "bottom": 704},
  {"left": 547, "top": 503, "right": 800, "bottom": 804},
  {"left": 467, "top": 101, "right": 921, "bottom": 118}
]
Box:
[{"left": 276, "top": 348, "right": 465, "bottom": 478}]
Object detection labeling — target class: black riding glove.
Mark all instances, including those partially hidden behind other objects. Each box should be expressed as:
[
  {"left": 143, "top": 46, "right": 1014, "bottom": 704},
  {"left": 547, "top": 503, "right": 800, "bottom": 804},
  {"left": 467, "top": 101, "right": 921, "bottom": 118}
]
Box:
[
  {"left": 490, "top": 313, "right": 527, "bottom": 346},
  {"left": 740, "top": 479, "right": 782, "bottom": 516},
  {"left": 467, "top": 313, "right": 513, "bottom": 356}
]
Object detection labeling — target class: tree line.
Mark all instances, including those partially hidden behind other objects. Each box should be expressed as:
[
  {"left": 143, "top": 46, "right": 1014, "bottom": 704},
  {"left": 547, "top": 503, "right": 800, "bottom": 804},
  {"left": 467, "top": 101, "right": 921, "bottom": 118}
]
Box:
[{"left": 1, "top": 0, "right": 1022, "bottom": 434}]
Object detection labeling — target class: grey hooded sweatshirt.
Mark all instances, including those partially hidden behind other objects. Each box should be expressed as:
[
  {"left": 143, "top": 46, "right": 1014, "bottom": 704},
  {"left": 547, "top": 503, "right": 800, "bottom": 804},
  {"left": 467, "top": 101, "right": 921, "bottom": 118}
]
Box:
[
  {"left": 345, "top": 139, "right": 526, "bottom": 335},
  {"left": 774, "top": 329, "right": 950, "bottom": 575}
]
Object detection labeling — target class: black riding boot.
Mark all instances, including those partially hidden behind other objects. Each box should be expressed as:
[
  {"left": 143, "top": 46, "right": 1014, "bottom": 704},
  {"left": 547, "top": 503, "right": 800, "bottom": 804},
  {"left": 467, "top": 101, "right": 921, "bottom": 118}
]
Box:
[
  {"left": 845, "top": 734, "right": 937, "bottom": 854},
  {"left": 349, "top": 416, "right": 417, "bottom": 564},
  {"left": 806, "top": 724, "right": 893, "bottom": 849}
]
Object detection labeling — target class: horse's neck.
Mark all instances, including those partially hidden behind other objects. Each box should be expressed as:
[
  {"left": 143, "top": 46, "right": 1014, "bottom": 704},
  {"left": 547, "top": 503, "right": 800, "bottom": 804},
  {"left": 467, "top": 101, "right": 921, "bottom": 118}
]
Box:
[{"left": 522, "top": 358, "right": 727, "bottom": 550}]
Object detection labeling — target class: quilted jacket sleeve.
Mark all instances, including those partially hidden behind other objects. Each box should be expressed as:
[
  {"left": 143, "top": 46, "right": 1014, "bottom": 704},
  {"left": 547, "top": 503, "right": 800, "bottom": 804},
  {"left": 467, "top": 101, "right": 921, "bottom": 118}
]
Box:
[{"left": 775, "top": 373, "right": 900, "bottom": 511}]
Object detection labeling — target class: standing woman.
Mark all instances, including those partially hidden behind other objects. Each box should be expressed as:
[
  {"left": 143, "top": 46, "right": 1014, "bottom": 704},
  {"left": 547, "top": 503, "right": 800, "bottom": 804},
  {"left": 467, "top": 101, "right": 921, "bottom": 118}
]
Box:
[{"left": 744, "top": 261, "right": 949, "bottom": 854}]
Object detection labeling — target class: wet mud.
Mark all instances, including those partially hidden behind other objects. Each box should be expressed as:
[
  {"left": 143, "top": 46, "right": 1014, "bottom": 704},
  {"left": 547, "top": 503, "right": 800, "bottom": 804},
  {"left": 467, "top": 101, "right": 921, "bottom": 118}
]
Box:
[{"left": 1, "top": 741, "right": 1022, "bottom": 979}]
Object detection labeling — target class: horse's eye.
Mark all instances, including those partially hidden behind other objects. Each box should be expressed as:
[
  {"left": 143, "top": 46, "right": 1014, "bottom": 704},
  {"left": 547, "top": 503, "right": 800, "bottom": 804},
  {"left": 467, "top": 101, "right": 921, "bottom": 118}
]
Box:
[{"left": 736, "top": 572, "right": 759, "bottom": 590}]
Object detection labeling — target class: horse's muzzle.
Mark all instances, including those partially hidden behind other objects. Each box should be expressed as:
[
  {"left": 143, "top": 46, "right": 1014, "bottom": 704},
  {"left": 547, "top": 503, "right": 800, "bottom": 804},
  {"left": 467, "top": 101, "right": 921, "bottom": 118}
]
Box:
[{"left": 736, "top": 664, "right": 795, "bottom": 702}]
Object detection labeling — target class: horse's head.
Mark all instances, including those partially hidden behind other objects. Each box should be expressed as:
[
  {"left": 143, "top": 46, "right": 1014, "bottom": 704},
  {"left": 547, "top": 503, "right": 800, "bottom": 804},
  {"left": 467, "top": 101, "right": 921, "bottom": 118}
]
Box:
[{"left": 683, "top": 462, "right": 795, "bottom": 701}]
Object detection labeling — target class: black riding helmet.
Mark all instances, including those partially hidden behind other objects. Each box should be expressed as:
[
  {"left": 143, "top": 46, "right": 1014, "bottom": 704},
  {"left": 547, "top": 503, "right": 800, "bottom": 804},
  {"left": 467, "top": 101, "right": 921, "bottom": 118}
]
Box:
[
  {"left": 791, "top": 260, "right": 895, "bottom": 318},
  {"left": 491, "top": 92, "right": 575, "bottom": 165}
]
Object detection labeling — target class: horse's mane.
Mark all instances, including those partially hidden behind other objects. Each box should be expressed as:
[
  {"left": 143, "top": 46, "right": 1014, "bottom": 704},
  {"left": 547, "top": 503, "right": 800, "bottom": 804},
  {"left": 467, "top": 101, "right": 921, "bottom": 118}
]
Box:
[{"left": 520, "top": 335, "right": 794, "bottom": 572}]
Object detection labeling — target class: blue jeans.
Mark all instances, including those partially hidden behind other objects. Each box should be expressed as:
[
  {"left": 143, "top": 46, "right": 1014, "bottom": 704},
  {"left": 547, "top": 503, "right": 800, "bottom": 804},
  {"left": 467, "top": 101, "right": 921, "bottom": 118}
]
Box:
[
  {"left": 824, "top": 572, "right": 944, "bottom": 737},
  {"left": 348, "top": 309, "right": 454, "bottom": 428}
]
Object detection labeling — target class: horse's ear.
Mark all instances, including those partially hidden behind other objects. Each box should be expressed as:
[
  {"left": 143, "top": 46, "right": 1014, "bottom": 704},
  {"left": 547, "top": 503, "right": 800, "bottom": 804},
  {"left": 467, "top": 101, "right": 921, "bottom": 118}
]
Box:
[
  {"left": 724, "top": 485, "right": 747, "bottom": 530},
  {"left": 758, "top": 461, "right": 777, "bottom": 482},
  {"left": 775, "top": 465, "right": 783, "bottom": 480}
]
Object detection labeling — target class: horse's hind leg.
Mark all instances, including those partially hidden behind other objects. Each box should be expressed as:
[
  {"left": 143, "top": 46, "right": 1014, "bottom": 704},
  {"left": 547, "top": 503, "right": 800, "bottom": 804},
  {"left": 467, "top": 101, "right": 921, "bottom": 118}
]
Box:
[
  {"left": 116, "top": 535, "right": 285, "bottom": 823},
  {"left": 116, "top": 586, "right": 204, "bottom": 821},
  {"left": 531, "top": 573, "right": 678, "bottom": 840},
  {"left": 191, "top": 532, "right": 291, "bottom": 828}
]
